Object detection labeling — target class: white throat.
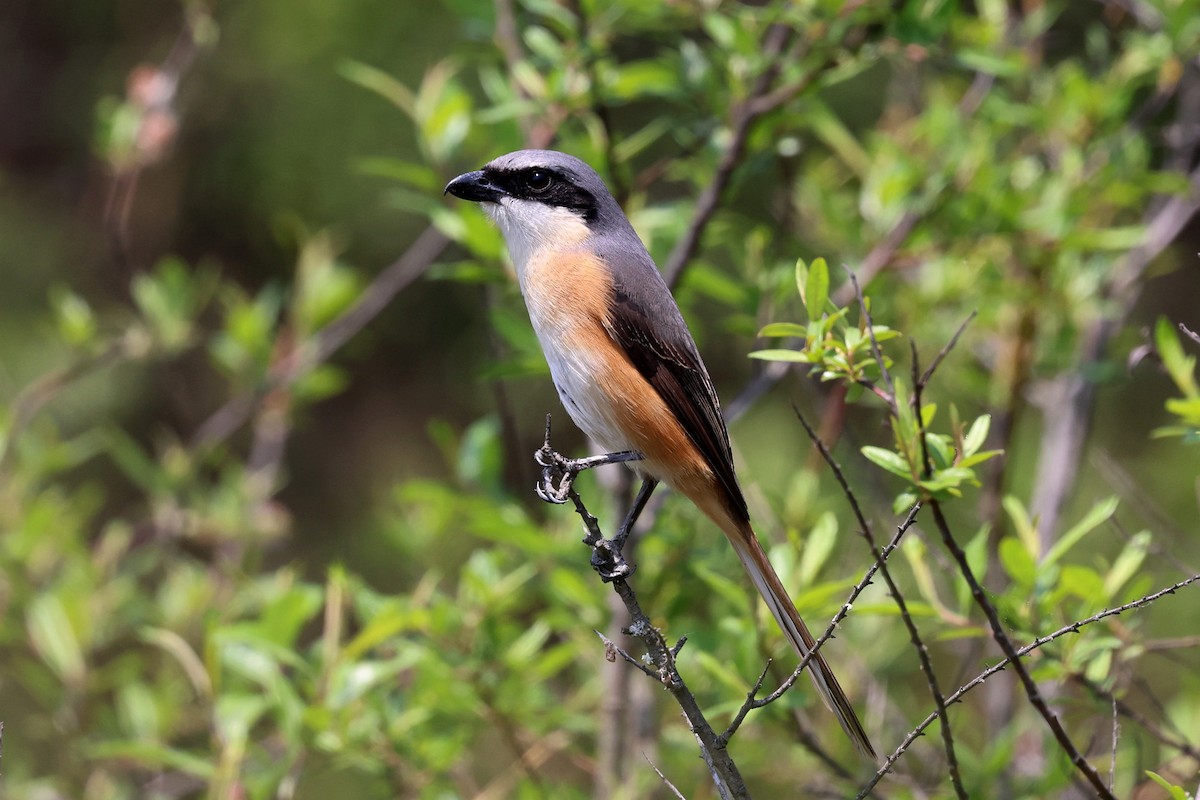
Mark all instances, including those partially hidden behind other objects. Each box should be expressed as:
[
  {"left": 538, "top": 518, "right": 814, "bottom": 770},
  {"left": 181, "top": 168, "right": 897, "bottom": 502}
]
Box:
[{"left": 485, "top": 198, "right": 591, "bottom": 287}]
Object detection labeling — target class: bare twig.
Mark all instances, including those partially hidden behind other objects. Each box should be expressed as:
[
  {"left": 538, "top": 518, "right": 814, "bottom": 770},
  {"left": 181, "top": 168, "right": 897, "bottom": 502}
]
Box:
[
  {"left": 794, "top": 403, "right": 963, "bottom": 794},
  {"left": 917, "top": 312, "right": 978, "bottom": 389},
  {"left": 1109, "top": 694, "right": 1119, "bottom": 793},
  {"left": 720, "top": 503, "right": 919, "bottom": 744},
  {"left": 538, "top": 433, "right": 750, "bottom": 799},
  {"left": 643, "top": 752, "right": 688, "bottom": 800},
  {"left": 906, "top": 348, "right": 968, "bottom": 800},
  {"left": 1180, "top": 323, "right": 1200, "bottom": 348},
  {"left": 926, "top": 501, "right": 1119, "bottom": 800},
  {"left": 858, "top": 572, "right": 1200, "bottom": 796},
  {"left": 0, "top": 338, "right": 131, "bottom": 477},
  {"left": 849, "top": 270, "right": 896, "bottom": 409},
  {"left": 105, "top": 5, "right": 213, "bottom": 274},
  {"left": 661, "top": 22, "right": 793, "bottom": 288},
  {"left": 190, "top": 225, "right": 450, "bottom": 448},
  {"left": 1072, "top": 673, "right": 1200, "bottom": 761}
]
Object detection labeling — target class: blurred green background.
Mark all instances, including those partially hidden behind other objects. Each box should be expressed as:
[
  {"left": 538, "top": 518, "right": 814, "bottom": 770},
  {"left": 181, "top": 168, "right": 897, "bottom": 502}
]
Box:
[{"left": 2, "top": 0, "right": 1200, "bottom": 798}]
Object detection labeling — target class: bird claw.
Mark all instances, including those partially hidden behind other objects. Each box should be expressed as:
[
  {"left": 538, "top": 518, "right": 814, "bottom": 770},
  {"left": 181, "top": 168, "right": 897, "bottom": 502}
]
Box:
[
  {"left": 535, "top": 442, "right": 579, "bottom": 504},
  {"left": 535, "top": 470, "right": 574, "bottom": 504},
  {"left": 590, "top": 538, "right": 634, "bottom": 582}
]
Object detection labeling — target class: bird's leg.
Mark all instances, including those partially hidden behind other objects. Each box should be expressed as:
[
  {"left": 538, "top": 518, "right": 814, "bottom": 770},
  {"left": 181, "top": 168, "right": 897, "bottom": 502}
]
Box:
[
  {"left": 589, "top": 477, "right": 658, "bottom": 582},
  {"left": 534, "top": 414, "right": 642, "bottom": 504}
]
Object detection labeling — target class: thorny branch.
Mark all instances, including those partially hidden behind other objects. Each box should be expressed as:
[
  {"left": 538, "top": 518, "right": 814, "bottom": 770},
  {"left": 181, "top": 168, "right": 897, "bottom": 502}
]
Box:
[
  {"left": 1072, "top": 674, "right": 1200, "bottom": 762},
  {"left": 847, "top": 273, "right": 970, "bottom": 798},
  {"left": 855, "top": 573, "right": 1200, "bottom": 797},
  {"left": 796, "top": 405, "right": 966, "bottom": 799},
  {"left": 718, "top": 503, "right": 920, "bottom": 746},
  {"left": 541, "top": 465, "right": 752, "bottom": 800},
  {"left": 927, "top": 500, "right": 1119, "bottom": 800}
]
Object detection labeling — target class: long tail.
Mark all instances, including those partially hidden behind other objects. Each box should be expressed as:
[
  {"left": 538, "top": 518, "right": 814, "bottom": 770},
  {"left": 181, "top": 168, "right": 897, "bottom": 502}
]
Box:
[{"left": 723, "top": 516, "right": 877, "bottom": 761}]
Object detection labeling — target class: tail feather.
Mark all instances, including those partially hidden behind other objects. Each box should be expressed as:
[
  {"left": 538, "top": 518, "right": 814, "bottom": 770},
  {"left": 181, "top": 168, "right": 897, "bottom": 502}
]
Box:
[{"left": 726, "top": 520, "right": 877, "bottom": 761}]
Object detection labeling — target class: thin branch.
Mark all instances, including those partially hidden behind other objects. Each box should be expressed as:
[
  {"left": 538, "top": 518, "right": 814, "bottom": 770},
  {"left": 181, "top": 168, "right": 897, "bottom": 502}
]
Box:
[
  {"left": 1180, "top": 322, "right": 1200, "bottom": 348},
  {"left": 793, "top": 404, "right": 963, "bottom": 794},
  {"left": 838, "top": 276, "right": 969, "bottom": 797},
  {"left": 0, "top": 338, "right": 130, "bottom": 477},
  {"left": 849, "top": 270, "right": 896, "bottom": 409},
  {"left": 1072, "top": 673, "right": 1200, "bottom": 761},
  {"left": 926, "top": 501, "right": 1119, "bottom": 800},
  {"left": 906, "top": 347, "right": 968, "bottom": 800},
  {"left": 661, "top": 22, "right": 793, "bottom": 288},
  {"left": 541, "top": 438, "right": 751, "bottom": 799},
  {"left": 856, "top": 572, "right": 1200, "bottom": 796},
  {"left": 917, "top": 311, "right": 977, "bottom": 389},
  {"left": 720, "top": 503, "right": 919, "bottom": 744},
  {"left": 643, "top": 752, "right": 688, "bottom": 800},
  {"left": 1109, "top": 694, "right": 1119, "bottom": 794},
  {"left": 190, "top": 225, "right": 449, "bottom": 448}
]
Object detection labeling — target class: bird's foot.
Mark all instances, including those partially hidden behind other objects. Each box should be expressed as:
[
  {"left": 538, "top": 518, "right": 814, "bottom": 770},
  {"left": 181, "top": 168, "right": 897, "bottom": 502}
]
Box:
[
  {"left": 590, "top": 537, "right": 634, "bottom": 583},
  {"left": 534, "top": 414, "right": 643, "bottom": 505},
  {"left": 535, "top": 445, "right": 577, "bottom": 504}
]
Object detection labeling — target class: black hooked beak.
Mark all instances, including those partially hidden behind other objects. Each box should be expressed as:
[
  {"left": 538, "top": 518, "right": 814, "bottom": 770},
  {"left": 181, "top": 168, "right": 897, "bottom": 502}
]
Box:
[{"left": 444, "top": 170, "right": 504, "bottom": 203}]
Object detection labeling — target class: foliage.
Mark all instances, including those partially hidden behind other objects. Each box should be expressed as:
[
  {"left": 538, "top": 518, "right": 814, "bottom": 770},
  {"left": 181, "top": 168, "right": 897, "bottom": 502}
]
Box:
[{"left": 2, "top": 0, "right": 1200, "bottom": 799}]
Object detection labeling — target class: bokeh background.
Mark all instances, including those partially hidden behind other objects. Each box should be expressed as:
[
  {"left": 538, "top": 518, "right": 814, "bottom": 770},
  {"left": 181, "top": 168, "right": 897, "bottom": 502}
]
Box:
[{"left": 2, "top": 0, "right": 1200, "bottom": 798}]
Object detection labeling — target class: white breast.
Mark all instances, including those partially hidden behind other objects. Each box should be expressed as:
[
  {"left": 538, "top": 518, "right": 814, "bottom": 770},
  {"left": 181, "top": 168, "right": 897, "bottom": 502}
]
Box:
[{"left": 485, "top": 198, "right": 634, "bottom": 453}]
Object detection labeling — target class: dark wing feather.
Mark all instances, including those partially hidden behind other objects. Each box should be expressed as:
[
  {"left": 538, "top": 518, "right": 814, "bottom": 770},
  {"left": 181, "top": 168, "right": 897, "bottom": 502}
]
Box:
[{"left": 601, "top": 253, "right": 749, "bottom": 523}]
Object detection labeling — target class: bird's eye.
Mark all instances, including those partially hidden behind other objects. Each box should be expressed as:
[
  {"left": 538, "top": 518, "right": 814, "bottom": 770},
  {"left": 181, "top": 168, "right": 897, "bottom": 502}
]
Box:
[{"left": 525, "top": 169, "right": 552, "bottom": 192}]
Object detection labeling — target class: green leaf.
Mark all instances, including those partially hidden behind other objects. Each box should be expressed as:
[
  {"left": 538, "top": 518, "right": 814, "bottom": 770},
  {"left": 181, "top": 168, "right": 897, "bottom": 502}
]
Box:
[
  {"left": 757, "top": 322, "right": 809, "bottom": 338},
  {"left": 892, "top": 491, "right": 919, "bottom": 516},
  {"left": 798, "top": 512, "right": 838, "bottom": 585},
  {"left": 892, "top": 377, "right": 917, "bottom": 446},
  {"left": 1002, "top": 496, "right": 1040, "bottom": 560},
  {"left": 1104, "top": 530, "right": 1150, "bottom": 599},
  {"left": 925, "top": 434, "right": 955, "bottom": 470},
  {"left": 141, "top": 627, "right": 212, "bottom": 698},
  {"left": 861, "top": 446, "right": 912, "bottom": 478},
  {"left": 505, "top": 620, "right": 552, "bottom": 666},
  {"left": 963, "top": 414, "right": 991, "bottom": 456},
  {"left": 27, "top": 593, "right": 86, "bottom": 685},
  {"left": 1043, "top": 496, "right": 1118, "bottom": 566},
  {"left": 958, "top": 449, "right": 1003, "bottom": 468},
  {"left": 959, "top": 526, "right": 990, "bottom": 614},
  {"left": 339, "top": 59, "right": 416, "bottom": 117},
  {"left": 693, "top": 562, "right": 751, "bottom": 611},
  {"left": 214, "top": 693, "right": 271, "bottom": 744},
  {"left": 328, "top": 654, "right": 420, "bottom": 708},
  {"left": 957, "top": 49, "right": 1024, "bottom": 78},
  {"left": 609, "top": 60, "right": 681, "bottom": 100},
  {"left": 50, "top": 287, "right": 97, "bottom": 346},
  {"left": 999, "top": 537, "right": 1037, "bottom": 587},
  {"left": 805, "top": 257, "right": 830, "bottom": 321},
  {"left": 353, "top": 157, "right": 440, "bottom": 190},
  {"left": 805, "top": 98, "right": 871, "bottom": 178},
  {"left": 1058, "top": 565, "right": 1106, "bottom": 605},
  {"left": 1156, "top": 317, "right": 1199, "bottom": 397},
  {"left": 1145, "top": 771, "right": 1188, "bottom": 800},
  {"left": 748, "top": 348, "right": 811, "bottom": 362},
  {"left": 88, "top": 741, "right": 214, "bottom": 778}
]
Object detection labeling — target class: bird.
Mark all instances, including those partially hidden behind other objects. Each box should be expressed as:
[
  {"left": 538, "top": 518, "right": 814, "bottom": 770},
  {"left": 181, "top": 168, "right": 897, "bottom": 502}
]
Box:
[{"left": 445, "top": 149, "right": 875, "bottom": 760}]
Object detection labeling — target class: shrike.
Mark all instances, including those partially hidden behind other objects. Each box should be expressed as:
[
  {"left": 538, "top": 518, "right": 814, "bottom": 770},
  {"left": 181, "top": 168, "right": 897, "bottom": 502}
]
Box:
[{"left": 446, "top": 149, "right": 875, "bottom": 759}]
